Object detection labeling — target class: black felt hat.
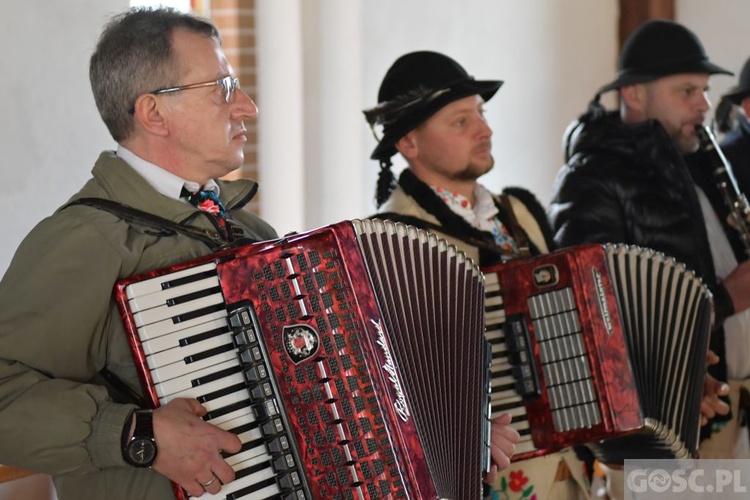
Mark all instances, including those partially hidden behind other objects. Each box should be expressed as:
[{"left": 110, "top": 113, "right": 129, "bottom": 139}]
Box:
[
  {"left": 597, "top": 20, "right": 732, "bottom": 96},
  {"left": 364, "top": 51, "right": 503, "bottom": 161},
  {"left": 723, "top": 57, "right": 750, "bottom": 105}
]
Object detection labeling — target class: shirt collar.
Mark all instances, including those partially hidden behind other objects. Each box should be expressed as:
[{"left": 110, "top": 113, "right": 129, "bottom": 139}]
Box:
[
  {"left": 431, "top": 182, "right": 499, "bottom": 226},
  {"left": 116, "top": 146, "right": 220, "bottom": 200}
]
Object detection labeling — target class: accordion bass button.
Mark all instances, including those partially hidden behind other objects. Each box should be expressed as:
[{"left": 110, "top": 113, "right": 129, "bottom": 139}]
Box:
[
  {"left": 268, "top": 435, "right": 291, "bottom": 454},
  {"left": 262, "top": 417, "right": 285, "bottom": 436},
  {"left": 272, "top": 453, "right": 296, "bottom": 472},
  {"left": 278, "top": 470, "right": 302, "bottom": 489}
]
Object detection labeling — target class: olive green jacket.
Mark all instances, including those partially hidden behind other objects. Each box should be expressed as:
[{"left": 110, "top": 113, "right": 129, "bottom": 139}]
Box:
[{"left": 0, "top": 151, "right": 277, "bottom": 499}]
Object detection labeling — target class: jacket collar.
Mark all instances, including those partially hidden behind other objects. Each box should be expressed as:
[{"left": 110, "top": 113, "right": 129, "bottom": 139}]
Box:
[{"left": 67, "top": 151, "right": 258, "bottom": 222}]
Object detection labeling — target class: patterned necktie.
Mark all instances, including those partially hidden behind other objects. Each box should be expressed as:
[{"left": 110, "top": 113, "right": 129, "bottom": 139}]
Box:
[{"left": 181, "top": 187, "right": 228, "bottom": 234}]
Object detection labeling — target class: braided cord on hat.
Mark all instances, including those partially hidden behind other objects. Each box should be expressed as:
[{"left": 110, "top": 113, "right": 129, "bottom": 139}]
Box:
[
  {"left": 363, "top": 86, "right": 451, "bottom": 128},
  {"left": 375, "top": 159, "right": 396, "bottom": 208}
]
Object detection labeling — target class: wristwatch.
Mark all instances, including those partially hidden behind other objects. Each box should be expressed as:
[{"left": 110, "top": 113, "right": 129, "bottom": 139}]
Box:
[{"left": 122, "top": 409, "right": 157, "bottom": 467}]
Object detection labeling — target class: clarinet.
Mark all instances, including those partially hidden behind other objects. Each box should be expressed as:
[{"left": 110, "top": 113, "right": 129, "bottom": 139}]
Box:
[{"left": 695, "top": 124, "right": 750, "bottom": 258}]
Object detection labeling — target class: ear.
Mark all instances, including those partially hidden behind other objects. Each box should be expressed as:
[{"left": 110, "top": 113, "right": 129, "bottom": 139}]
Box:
[
  {"left": 620, "top": 84, "right": 645, "bottom": 111},
  {"left": 741, "top": 96, "right": 750, "bottom": 118},
  {"left": 395, "top": 132, "right": 418, "bottom": 160},
  {"left": 132, "top": 94, "right": 170, "bottom": 137}
]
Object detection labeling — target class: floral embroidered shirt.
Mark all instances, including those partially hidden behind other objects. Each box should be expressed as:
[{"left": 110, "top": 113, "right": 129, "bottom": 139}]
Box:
[{"left": 431, "top": 183, "right": 520, "bottom": 256}]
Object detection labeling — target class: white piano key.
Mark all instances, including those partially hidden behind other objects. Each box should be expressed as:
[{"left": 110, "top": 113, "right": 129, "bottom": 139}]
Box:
[
  {"left": 129, "top": 276, "right": 221, "bottom": 312},
  {"left": 514, "top": 439, "right": 540, "bottom": 455},
  {"left": 490, "top": 342, "right": 508, "bottom": 356},
  {"left": 207, "top": 403, "right": 256, "bottom": 427},
  {"left": 146, "top": 330, "right": 234, "bottom": 370},
  {"left": 142, "top": 317, "right": 230, "bottom": 356},
  {"left": 484, "top": 271, "right": 500, "bottom": 288},
  {"left": 485, "top": 295, "right": 504, "bottom": 308},
  {"left": 492, "top": 401, "right": 527, "bottom": 419},
  {"left": 227, "top": 439, "right": 269, "bottom": 468},
  {"left": 491, "top": 390, "right": 524, "bottom": 408},
  {"left": 126, "top": 262, "right": 218, "bottom": 299},
  {"left": 232, "top": 483, "right": 281, "bottom": 500},
  {"left": 484, "top": 327, "right": 505, "bottom": 342},
  {"left": 149, "top": 348, "right": 237, "bottom": 385},
  {"left": 164, "top": 377, "right": 248, "bottom": 410},
  {"left": 220, "top": 408, "right": 257, "bottom": 432},
  {"left": 491, "top": 385, "right": 522, "bottom": 402},
  {"left": 196, "top": 454, "right": 279, "bottom": 500},
  {"left": 163, "top": 370, "right": 247, "bottom": 403},
  {"left": 134, "top": 292, "right": 225, "bottom": 327},
  {"left": 139, "top": 309, "right": 229, "bottom": 340},
  {"left": 155, "top": 358, "right": 240, "bottom": 398},
  {"left": 485, "top": 309, "right": 506, "bottom": 323}
]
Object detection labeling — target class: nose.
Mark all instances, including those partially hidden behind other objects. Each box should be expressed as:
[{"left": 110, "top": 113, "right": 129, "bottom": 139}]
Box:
[
  {"left": 232, "top": 88, "right": 258, "bottom": 120},
  {"left": 478, "top": 117, "right": 493, "bottom": 138},
  {"left": 698, "top": 92, "right": 711, "bottom": 113}
]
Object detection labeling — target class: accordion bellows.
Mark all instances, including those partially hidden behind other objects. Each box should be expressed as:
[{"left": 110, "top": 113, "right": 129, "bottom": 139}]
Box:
[
  {"left": 115, "top": 219, "right": 490, "bottom": 500},
  {"left": 484, "top": 243, "right": 713, "bottom": 463}
]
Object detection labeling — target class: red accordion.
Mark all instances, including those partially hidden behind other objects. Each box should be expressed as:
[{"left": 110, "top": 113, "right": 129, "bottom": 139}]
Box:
[
  {"left": 483, "top": 243, "right": 713, "bottom": 463},
  {"left": 115, "top": 219, "right": 489, "bottom": 500}
]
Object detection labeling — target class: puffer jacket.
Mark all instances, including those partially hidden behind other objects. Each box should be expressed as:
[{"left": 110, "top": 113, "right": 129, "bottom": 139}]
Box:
[
  {"left": 548, "top": 106, "right": 731, "bottom": 390},
  {"left": 0, "top": 151, "right": 277, "bottom": 499},
  {"left": 721, "top": 113, "right": 750, "bottom": 198}
]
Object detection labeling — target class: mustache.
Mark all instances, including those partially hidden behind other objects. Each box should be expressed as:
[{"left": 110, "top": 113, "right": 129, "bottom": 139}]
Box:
[{"left": 473, "top": 140, "right": 492, "bottom": 153}]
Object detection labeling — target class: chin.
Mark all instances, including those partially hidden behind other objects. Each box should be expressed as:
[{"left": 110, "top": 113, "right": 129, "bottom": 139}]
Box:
[{"left": 678, "top": 138, "right": 699, "bottom": 154}]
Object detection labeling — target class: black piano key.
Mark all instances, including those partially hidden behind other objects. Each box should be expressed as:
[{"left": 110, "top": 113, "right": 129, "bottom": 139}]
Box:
[
  {"left": 204, "top": 398, "right": 252, "bottom": 421},
  {"left": 166, "top": 285, "right": 223, "bottom": 307},
  {"left": 221, "top": 426, "right": 263, "bottom": 460},
  {"left": 227, "top": 419, "right": 260, "bottom": 437},
  {"left": 486, "top": 335, "right": 505, "bottom": 346},
  {"left": 197, "top": 382, "right": 248, "bottom": 404},
  {"left": 160, "top": 269, "right": 217, "bottom": 290},
  {"left": 493, "top": 381, "right": 517, "bottom": 392},
  {"left": 180, "top": 324, "right": 232, "bottom": 347},
  {"left": 225, "top": 435, "right": 265, "bottom": 459},
  {"left": 490, "top": 367, "right": 513, "bottom": 379},
  {"left": 192, "top": 365, "right": 243, "bottom": 387},
  {"left": 184, "top": 342, "right": 235, "bottom": 364},
  {"left": 173, "top": 303, "right": 226, "bottom": 324},
  {"left": 494, "top": 400, "right": 527, "bottom": 413},
  {"left": 226, "top": 476, "right": 277, "bottom": 500},
  {"left": 234, "top": 458, "right": 272, "bottom": 481}
]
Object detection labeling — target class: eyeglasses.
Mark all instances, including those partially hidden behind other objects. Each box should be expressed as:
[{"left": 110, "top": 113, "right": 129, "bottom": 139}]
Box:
[{"left": 129, "top": 75, "right": 240, "bottom": 113}]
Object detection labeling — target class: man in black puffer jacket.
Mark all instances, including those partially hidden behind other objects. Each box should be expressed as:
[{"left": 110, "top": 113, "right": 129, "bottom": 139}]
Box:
[
  {"left": 718, "top": 56, "right": 750, "bottom": 197},
  {"left": 549, "top": 19, "right": 750, "bottom": 499}
]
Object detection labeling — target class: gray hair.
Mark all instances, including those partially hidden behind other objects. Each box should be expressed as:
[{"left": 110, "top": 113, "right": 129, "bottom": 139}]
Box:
[{"left": 89, "top": 7, "right": 220, "bottom": 142}]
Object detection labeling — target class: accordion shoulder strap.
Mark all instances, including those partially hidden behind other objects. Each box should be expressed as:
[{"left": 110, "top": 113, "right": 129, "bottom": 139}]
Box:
[
  {"left": 496, "top": 193, "right": 532, "bottom": 258},
  {"left": 62, "top": 197, "right": 231, "bottom": 251},
  {"left": 374, "top": 212, "right": 504, "bottom": 255}
]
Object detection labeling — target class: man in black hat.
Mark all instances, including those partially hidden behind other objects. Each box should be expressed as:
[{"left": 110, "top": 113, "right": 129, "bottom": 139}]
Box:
[
  {"left": 364, "top": 50, "right": 592, "bottom": 500},
  {"left": 549, "top": 19, "right": 750, "bottom": 498},
  {"left": 717, "top": 57, "right": 750, "bottom": 195}
]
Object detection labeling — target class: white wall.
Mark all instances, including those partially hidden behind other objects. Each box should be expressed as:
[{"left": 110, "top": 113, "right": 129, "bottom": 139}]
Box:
[
  {"left": 1, "top": 0, "right": 125, "bottom": 275},
  {"left": 677, "top": 0, "right": 749, "bottom": 108},
  {"left": 358, "top": 0, "right": 618, "bottom": 213}
]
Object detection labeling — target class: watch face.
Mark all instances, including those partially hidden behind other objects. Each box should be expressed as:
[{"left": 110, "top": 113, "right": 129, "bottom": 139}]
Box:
[{"left": 128, "top": 438, "right": 156, "bottom": 465}]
